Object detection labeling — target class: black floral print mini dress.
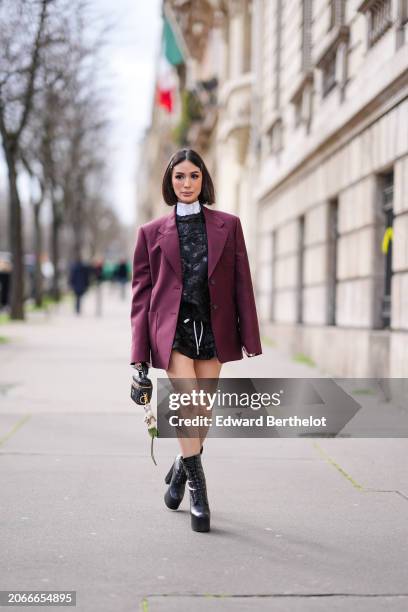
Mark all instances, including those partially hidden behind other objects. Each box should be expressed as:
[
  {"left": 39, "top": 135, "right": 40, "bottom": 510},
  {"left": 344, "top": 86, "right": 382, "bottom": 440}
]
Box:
[{"left": 171, "top": 201, "right": 217, "bottom": 360}]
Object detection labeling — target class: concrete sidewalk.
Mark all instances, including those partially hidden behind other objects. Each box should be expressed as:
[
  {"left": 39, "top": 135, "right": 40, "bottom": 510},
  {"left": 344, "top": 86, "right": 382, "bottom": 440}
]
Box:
[{"left": 0, "top": 284, "right": 407, "bottom": 611}]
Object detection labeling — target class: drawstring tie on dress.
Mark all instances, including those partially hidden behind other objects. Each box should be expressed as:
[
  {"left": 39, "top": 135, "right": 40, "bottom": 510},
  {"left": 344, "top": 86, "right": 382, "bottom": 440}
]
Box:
[{"left": 183, "top": 318, "right": 204, "bottom": 355}]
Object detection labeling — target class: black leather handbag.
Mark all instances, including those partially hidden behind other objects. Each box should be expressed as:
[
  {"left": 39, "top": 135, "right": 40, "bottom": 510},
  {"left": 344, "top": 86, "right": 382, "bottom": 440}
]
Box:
[{"left": 130, "top": 362, "right": 153, "bottom": 406}]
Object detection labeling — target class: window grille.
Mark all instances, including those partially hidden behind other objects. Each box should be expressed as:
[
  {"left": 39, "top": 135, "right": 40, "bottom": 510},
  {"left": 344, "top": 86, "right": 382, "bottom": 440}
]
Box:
[{"left": 322, "top": 48, "right": 337, "bottom": 96}]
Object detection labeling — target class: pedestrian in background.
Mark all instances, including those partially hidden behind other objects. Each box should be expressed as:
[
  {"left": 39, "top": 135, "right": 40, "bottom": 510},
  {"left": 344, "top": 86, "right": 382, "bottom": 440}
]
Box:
[
  {"left": 130, "top": 148, "right": 262, "bottom": 533},
  {"left": 69, "top": 257, "right": 90, "bottom": 315},
  {"left": 0, "top": 258, "right": 11, "bottom": 311},
  {"left": 92, "top": 257, "right": 104, "bottom": 317},
  {"left": 115, "top": 258, "right": 129, "bottom": 301}
]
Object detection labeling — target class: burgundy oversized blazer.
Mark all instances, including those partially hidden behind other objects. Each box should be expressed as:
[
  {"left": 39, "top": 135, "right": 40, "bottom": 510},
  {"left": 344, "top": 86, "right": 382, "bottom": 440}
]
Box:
[{"left": 130, "top": 204, "right": 262, "bottom": 370}]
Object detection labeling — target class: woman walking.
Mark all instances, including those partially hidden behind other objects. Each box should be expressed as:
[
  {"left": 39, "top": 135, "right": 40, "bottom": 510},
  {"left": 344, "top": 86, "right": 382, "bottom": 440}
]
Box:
[{"left": 130, "top": 148, "right": 262, "bottom": 532}]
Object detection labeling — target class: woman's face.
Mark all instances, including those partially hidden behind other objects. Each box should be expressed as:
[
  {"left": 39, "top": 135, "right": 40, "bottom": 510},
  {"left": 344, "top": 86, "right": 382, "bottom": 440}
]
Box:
[{"left": 171, "top": 160, "right": 203, "bottom": 203}]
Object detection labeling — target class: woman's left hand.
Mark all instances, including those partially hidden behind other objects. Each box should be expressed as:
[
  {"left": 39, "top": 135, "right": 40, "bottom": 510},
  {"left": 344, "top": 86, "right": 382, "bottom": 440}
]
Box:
[{"left": 243, "top": 346, "right": 259, "bottom": 357}]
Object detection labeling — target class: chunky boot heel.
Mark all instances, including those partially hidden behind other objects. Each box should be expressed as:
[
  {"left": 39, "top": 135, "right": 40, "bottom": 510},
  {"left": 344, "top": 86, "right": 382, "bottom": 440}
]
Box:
[
  {"left": 164, "top": 447, "right": 203, "bottom": 500},
  {"left": 164, "top": 464, "right": 174, "bottom": 485},
  {"left": 182, "top": 453, "right": 210, "bottom": 533},
  {"left": 164, "top": 454, "right": 187, "bottom": 510},
  {"left": 191, "top": 512, "right": 210, "bottom": 533}
]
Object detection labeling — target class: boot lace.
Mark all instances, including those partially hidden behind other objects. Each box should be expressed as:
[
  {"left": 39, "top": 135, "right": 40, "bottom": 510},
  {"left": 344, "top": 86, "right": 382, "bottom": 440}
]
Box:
[
  {"left": 172, "top": 459, "right": 187, "bottom": 486},
  {"left": 186, "top": 470, "right": 208, "bottom": 506}
]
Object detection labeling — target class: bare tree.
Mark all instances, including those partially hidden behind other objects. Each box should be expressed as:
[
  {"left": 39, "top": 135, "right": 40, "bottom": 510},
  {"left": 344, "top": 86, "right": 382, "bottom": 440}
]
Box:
[
  {"left": 63, "top": 101, "right": 122, "bottom": 263},
  {"left": 0, "top": 0, "right": 52, "bottom": 318},
  {"left": 2, "top": 0, "right": 112, "bottom": 305},
  {"left": 20, "top": 2, "right": 87, "bottom": 303},
  {"left": 20, "top": 154, "right": 46, "bottom": 306},
  {"left": 0, "top": 187, "right": 8, "bottom": 251},
  {"left": 85, "top": 195, "right": 124, "bottom": 259},
  {"left": 45, "top": 3, "right": 111, "bottom": 294}
]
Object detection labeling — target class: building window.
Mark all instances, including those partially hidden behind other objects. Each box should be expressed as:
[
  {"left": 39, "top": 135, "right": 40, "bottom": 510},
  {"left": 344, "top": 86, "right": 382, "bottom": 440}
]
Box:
[
  {"left": 274, "top": 0, "right": 283, "bottom": 111},
  {"left": 401, "top": 0, "right": 408, "bottom": 24},
  {"left": 315, "top": 22, "right": 349, "bottom": 99},
  {"left": 380, "top": 171, "right": 394, "bottom": 328},
  {"left": 271, "top": 229, "right": 277, "bottom": 321},
  {"left": 370, "top": 0, "right": 392, "bottom": 45},
  {"left": 396, "top": 0, "right": 408, "bottom": 48},
  {"left": 327, "top": 199, "right": 339, "bottom": 325},
  {"left": 329, "top": 0, "right": 336, "bottom": 30},
  {"left": 358, "top": 0, "right": 393, "bottom": 47},
  {"left": 291, "top": 77, "right": 313, "bottom": 130},
  {"left": 321, "top": 47, "right": 337, "bottom": 96},
  {"left": 242, "top": 0, "right": 252, "bottom": 73},
  {"left": 302, "top": 0, "right": 313, "bottom": 70},
  {"left": 294, "top": 96, "right": 303, "bottom": 128},
  {"left": 267, "top": 118, "right": 283, "bottom": 154},
  {"left": 296, "top": 215, "right": 305, "bottom": 324},
  {"left": 329, "top": 0, "right": 345, "bottom": 31},
  {"left": 289, "top": 0, "right": 314, "bottom": 129}
]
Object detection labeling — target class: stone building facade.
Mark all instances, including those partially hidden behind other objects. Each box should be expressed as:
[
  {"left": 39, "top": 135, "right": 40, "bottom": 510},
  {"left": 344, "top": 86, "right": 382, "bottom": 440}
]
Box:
[
  {"left": 160, "top": 0, "right": 260, "bottom": 275},
  {"left": 215, "top": 0, "right": 258, "bottom": 270},
  {"left": 137, "top": 1, "right": 224, "bottom": 223},
  {"left": 139, "top": 0, "right": 408, "bottom": 376},
  {"left": 253, "top": 0, "right": 408, "bottom": 377}
]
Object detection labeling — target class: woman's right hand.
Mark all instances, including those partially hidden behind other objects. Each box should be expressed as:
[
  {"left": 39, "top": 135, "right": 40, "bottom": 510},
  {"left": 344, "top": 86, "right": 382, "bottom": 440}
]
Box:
[{"left": 133, "top": 361, "right": 149, "bottom": 375}]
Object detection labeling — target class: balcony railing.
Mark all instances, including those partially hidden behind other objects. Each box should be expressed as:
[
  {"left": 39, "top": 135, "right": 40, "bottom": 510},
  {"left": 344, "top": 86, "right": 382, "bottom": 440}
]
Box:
[{"left": 358, "top": 0, "right": 393, "bottom": 47}]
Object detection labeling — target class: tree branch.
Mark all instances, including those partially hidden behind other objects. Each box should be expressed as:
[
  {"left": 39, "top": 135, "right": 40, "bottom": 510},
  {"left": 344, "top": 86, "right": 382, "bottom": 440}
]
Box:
[
  {"left": 15, "top": 0, "right": 49, "bottom": 143},
  {"left": 0, "top": 89, "right": 15, "bottom": 155}
]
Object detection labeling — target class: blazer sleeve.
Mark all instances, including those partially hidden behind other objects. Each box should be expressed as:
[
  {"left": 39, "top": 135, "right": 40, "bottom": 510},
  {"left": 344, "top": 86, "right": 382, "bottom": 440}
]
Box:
[
  {"left": 130, "top": 226, "right": 152, "bottom": 365},
  {"left": 234, "top": 217, "right": 262, "bottom": 356}
]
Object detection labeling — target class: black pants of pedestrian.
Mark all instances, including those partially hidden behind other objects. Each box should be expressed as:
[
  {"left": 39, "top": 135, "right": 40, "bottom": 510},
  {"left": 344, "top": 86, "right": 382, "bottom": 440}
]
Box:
[{"left": 75, "top": 293, "right": 82, "bottom": 314}]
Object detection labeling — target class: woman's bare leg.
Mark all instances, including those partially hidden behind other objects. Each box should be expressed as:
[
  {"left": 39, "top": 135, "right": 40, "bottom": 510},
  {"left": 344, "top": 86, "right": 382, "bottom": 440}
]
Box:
[
  {"left": 193, "top": 356, "right": 223, "bottom": 447},
  {"left": 166, "top": 349, "right": 201, "bottom": 458},
  {"left": 193, "top": 355, "right": 223, "bottom": 379}
]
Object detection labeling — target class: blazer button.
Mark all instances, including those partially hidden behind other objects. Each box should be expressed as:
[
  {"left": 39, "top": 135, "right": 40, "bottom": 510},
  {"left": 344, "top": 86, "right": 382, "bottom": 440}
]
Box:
[
  {"left": 210, "top": 279, "right": 215, "bottom": 285},
  {"left": 212, "top": 303, "right": 218, "bottom": 310}
]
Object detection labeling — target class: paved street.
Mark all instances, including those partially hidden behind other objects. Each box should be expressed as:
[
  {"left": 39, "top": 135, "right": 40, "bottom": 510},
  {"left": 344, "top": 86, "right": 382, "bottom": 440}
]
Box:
[{"left": 0, "top": 284, "right": 407, "bottom": 612}]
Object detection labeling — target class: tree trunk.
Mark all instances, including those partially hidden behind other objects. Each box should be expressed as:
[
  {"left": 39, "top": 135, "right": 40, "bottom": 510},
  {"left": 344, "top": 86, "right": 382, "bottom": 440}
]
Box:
[
  {"left": 50, "top": 198, "right": 61, "bottom": 302},
  {"left": 72, "top": 189, "right": 84, "bottom": 261},
  {"left": 33, "top": 201, "right": 43, "bottom": 307},
  {"left": 7, "top": 150, "right": 25, "bottom": 320}
]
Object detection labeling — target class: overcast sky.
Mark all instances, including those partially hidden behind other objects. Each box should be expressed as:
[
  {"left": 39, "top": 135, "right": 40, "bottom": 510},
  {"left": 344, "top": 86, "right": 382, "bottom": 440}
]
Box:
[
  {"left": 0, "top": 0, "right": 162, "bottom": 227},
  {"left": 90, "top": 0, "right": 162, "bottom": 225}
]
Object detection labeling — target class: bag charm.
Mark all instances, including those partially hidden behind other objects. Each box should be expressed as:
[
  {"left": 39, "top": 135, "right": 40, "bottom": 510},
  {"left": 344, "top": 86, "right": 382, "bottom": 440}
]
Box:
[{"left": 130, "top": 363, "right": 158, "bottom": 465}]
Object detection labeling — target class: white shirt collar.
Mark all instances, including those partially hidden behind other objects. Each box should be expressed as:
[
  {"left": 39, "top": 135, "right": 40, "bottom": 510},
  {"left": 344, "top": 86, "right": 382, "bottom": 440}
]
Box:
[{"left": 176, "top": 200, "right": 201, "bottom": 216}]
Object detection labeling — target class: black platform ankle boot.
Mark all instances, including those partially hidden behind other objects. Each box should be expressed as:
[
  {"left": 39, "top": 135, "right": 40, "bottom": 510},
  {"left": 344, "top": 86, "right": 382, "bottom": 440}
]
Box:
[
  {"left": 164, "top": 446, "right": 203, "bottom": 510},
  {"left": 182, "top": 453, "right": 210, "bottom": 533}
]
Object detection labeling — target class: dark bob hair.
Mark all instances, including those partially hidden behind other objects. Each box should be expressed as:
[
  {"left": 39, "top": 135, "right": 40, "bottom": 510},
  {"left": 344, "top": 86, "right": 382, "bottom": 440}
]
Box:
[{"left": 162, "top": 148, "right": 215, "bottom": 206}]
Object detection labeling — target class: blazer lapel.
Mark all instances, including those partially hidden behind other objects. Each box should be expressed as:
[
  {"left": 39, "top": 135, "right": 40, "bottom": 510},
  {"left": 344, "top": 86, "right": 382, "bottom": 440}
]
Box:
[
  {"left": 157, "top": 204, "right": 229, "bottom": 282},
  {"left": 204, "top": 205, "right": 229, "bottom": 279},
  {"left": 157, "top": 207, "right": 182, "bottom": 282}
]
